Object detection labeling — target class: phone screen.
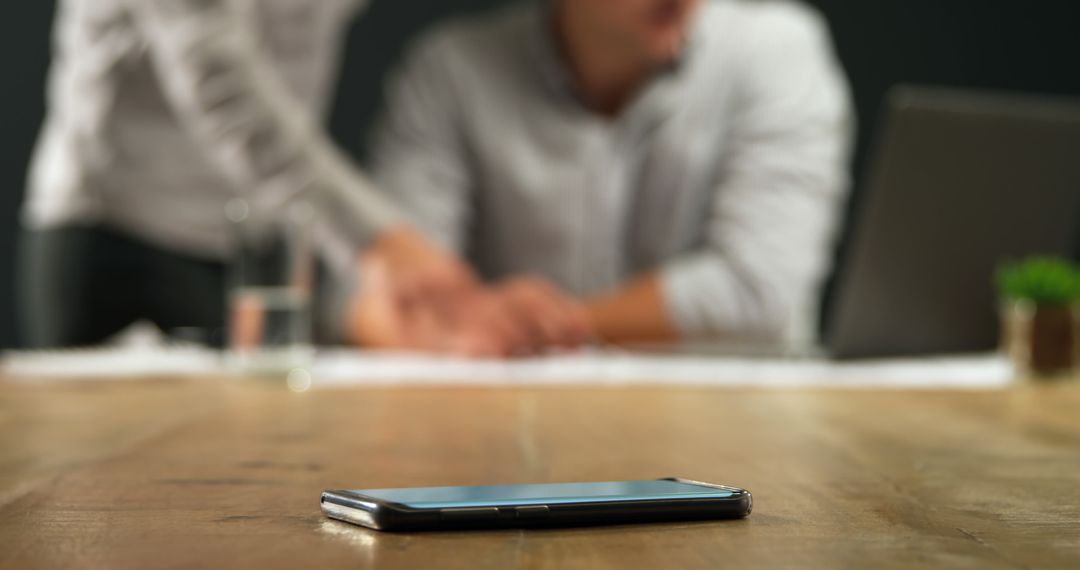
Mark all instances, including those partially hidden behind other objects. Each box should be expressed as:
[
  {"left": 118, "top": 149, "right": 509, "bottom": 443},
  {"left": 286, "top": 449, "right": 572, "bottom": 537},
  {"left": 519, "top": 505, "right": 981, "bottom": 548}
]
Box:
[{"left": 352, "top": 480, "right": 734, "bottom": 509}]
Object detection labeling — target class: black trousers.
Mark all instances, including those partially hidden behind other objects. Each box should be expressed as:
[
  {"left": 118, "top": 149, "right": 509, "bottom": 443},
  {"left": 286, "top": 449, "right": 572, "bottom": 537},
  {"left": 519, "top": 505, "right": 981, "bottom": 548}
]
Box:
[{"left": 18, "top": 226, "right": 227, "bottom": 348}]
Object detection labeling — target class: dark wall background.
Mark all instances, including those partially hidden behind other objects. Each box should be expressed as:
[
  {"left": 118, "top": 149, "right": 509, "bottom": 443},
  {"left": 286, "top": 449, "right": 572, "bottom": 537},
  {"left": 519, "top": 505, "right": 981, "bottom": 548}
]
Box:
[{"left": 3, "top": 1, "right": 1079, "bottom": 348}]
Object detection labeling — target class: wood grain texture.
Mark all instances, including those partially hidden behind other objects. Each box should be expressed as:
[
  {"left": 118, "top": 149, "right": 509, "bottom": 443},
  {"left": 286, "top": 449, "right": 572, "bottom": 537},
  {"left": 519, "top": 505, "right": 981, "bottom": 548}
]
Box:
[{"left": 1, "top": 377, "right": 1079, "bottom": 569}]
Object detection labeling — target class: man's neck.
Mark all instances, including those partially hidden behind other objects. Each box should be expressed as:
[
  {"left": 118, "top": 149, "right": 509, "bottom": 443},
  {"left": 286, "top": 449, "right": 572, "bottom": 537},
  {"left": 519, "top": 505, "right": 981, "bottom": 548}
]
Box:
[{"left": 555, "top": 3, "right": 653, "bottom": 118}]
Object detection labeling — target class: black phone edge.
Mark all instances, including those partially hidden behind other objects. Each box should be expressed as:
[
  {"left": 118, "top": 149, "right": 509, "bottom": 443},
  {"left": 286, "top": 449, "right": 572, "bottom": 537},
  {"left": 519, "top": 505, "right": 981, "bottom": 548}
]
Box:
[{"left": 320, "top": 477, "right": 752, "bottom": 532}]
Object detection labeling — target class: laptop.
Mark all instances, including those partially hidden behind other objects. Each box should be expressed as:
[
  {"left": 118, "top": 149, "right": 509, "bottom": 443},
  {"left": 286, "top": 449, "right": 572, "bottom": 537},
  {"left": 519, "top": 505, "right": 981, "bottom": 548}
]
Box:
[{"left": 826, "top": 86, "right": 1080, "bottom": 359}]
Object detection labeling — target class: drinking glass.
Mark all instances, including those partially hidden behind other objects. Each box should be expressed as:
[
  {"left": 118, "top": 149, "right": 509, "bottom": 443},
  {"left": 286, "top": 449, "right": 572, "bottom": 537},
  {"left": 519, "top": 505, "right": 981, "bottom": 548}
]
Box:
[{"left": 226, "top": 198, "right": 315, "bottom": 376}]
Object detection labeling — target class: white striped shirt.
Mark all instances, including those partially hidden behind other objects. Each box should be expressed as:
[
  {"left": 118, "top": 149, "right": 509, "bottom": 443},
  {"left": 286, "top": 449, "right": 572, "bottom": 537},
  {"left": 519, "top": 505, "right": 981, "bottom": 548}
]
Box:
[{"left": 26, "top": 0, "right": 398, "bottom": 265}]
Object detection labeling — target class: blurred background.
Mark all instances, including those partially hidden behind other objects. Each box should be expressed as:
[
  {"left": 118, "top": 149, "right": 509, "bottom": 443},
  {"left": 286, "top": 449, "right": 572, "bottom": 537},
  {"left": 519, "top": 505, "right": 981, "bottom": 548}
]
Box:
[{"left": 1, "top": 0, "right": 1079, "bottom": 350}]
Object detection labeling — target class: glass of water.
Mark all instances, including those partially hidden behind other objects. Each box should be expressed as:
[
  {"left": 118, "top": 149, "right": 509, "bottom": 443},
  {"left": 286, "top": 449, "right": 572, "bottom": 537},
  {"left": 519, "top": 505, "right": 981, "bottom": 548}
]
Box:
[{"left": 226, "top": 198, "right": 315, "bottom": 376}]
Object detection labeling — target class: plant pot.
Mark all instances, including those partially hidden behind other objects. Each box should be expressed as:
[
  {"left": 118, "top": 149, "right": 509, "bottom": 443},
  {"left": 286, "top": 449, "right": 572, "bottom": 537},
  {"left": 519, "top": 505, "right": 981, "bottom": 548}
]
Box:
[{"left": 1002, "top": 300, "right": 1079, "bottom": 379}]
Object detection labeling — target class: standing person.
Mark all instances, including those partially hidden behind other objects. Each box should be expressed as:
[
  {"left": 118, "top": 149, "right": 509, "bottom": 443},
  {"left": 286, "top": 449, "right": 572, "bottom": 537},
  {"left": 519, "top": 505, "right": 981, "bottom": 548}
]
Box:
[
  {"left": 20, "top": 0, "right": 478, "bottom": 350},
  {"left": 357, "top": 0, "right": 854, "bottom": 350}
]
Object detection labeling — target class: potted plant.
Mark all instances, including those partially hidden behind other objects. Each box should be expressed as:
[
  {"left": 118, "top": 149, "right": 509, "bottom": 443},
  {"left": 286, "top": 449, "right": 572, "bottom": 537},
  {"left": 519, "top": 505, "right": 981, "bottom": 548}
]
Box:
[{"left": 997, "top": 257, "right": 1080, "bottom": 379}]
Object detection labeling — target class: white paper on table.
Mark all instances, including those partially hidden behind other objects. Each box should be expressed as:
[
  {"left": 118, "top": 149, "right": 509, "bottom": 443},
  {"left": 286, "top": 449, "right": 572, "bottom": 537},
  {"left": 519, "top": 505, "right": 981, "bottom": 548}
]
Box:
[
  {"left": 1, "top": 344, "right": 1015, "bottom": 389},
  {"left": 310, "top": 348, "right": 1015, "bottom": 389}
]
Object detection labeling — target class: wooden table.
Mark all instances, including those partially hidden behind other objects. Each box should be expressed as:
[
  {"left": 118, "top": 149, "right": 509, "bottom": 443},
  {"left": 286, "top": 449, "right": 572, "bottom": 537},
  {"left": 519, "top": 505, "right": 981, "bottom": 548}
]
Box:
[{"left": 1, "top": 376, "right": 1078, "bottom": 569}]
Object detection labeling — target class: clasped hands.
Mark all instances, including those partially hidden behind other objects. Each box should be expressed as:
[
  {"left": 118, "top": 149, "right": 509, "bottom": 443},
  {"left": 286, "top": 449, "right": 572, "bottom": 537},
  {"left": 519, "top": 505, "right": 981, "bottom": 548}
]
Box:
[{"left": 346, "top": 226, "right": 595, "bottom": 357}]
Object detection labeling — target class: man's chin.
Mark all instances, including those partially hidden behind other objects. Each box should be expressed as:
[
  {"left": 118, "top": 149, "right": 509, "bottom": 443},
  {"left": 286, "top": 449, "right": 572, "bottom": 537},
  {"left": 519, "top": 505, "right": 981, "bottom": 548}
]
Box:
[{"left": 643, "top": 37, "right": 686, "bottom": 67}]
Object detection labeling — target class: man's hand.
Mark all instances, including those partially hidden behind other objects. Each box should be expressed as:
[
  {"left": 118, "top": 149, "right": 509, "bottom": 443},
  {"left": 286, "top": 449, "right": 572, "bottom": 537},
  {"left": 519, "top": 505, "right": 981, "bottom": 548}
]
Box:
[
  {"left": 495, "top": 276, "right": 594, "bottom": 353},
  {"left": 345, "top": 225, "right": 598, "bottom": 357},
  {"left": 347, "top": 225, "right": 537, "bottom": 357},
  {"left": 346, "top": 225, "right": 472, "bottom": 348},
  {"left": 361, "top": 224, "right": 476, "bottom": 308},
  {"left": 345, "top": 226, "right": 595, "bottom": 357}
]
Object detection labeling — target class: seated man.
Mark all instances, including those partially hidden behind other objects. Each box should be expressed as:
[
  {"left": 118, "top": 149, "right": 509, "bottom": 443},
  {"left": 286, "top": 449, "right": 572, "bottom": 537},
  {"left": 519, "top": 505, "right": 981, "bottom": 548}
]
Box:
[{"left": 351, "top": 0, "right": 852, "bottom": 353}]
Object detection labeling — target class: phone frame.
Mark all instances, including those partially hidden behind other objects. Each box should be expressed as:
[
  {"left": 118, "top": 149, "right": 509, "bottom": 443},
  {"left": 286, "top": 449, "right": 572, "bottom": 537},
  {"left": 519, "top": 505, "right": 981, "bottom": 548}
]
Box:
[{"left": 320, "top": 477, "right": 752, "bottom": 532}]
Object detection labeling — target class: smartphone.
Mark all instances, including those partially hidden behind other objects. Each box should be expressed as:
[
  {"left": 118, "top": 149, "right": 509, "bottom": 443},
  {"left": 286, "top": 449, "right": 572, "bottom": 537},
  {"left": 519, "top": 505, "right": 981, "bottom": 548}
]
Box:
[{"left": 321, "top": 477, "right": 751, "bottom": 531}]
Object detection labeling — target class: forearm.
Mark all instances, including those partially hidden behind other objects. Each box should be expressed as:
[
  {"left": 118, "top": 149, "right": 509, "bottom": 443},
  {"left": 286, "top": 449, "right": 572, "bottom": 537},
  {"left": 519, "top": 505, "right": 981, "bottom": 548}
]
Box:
[
  {"left": 587, "top": 251, "right": 802, "bottom": 346},
  {"left": 585, "top": 272, "right": 680, "bottom": 345},
  {"left": 128, "top": 0, "right": 399, "bottom": 247}
]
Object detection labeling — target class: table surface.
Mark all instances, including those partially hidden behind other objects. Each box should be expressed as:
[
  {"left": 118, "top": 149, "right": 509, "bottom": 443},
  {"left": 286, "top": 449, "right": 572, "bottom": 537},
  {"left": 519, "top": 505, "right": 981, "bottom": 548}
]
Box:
[{"left": 1, "top": 376, "right": 1079, "bottom": 569}]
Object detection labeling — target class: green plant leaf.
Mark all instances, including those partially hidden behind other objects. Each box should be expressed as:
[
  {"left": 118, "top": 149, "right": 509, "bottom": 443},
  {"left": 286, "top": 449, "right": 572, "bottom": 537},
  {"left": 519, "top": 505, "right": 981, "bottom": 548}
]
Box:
[{"left": 996, "top": 257, "right": 1080, "bottom": 306}]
